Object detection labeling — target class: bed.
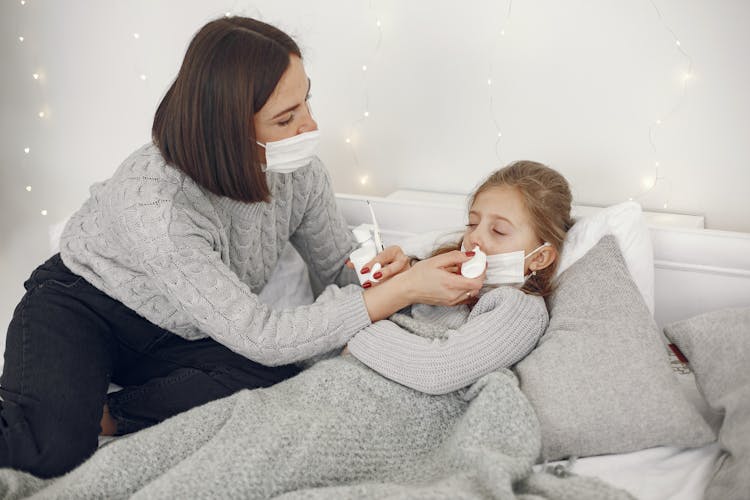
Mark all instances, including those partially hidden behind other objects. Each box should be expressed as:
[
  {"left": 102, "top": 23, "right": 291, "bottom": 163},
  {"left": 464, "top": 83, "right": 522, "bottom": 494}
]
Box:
[
  {"left": 27, "top": 191, "right": 750, "bottom": 499},
  {"left": 334, "top": 190, "right": 750, "bottom": 500}
]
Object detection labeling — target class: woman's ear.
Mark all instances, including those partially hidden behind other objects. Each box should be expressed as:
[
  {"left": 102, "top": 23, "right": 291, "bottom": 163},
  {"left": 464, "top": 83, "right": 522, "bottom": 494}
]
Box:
[{"left": 529, "top": 245, "right": 557, "bottom": 272}]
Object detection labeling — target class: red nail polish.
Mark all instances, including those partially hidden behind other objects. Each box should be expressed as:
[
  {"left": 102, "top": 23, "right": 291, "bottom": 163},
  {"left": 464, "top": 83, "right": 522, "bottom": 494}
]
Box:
[
  {"left": 465, "top": 251, "right": 475, "bottom": 257},
  {"left": 363, "top": 282, "right": 372, "bottom": 289},
  {"left": 373, "top": 271, "right": 383, "bottom": 279},
  {"left": 361, "top": 267, "right": 370, "bottom": 274}
]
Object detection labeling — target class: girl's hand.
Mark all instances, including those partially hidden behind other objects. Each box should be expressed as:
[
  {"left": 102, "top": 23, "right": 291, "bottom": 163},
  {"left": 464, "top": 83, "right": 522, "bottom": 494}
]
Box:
[
  {"left": 348, "top": 245, "right": 411, "bottom": 287},
  {"left": 398, "top": 250, "right": 485, "bottom": 306}
]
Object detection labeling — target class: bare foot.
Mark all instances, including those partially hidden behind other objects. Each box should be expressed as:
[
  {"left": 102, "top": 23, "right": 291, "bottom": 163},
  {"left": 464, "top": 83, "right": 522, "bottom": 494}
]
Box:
[{"left": 99, "top": 404, "right": 117, "bottom": 436}]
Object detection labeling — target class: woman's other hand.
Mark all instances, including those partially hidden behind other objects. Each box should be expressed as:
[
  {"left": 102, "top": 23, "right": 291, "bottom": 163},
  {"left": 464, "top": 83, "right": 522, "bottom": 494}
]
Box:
[
  {"left": 348, "top": 245, "right": 410, "bottom": 288},
  {"left": 400, "top": 250, "right": 484, "bottom": 306}
]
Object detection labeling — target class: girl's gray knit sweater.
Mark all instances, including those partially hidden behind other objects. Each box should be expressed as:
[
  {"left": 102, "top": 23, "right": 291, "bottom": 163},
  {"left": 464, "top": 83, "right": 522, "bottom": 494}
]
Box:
[{"left": 59, "top": 142, "right": 371, "bottom": 366}]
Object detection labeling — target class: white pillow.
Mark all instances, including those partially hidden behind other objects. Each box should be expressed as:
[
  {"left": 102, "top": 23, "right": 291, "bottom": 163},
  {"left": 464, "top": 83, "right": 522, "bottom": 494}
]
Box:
[
  {"left": 557, "top": 201, "right": 654, "bottom": 313},
  {"left": 392, "top": 201, "right": 654, "bottom": 313}
]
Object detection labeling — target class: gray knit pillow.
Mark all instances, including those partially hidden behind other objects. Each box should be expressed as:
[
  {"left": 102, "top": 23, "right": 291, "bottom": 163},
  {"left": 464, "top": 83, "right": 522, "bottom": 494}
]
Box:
[
  {"left": 664, "top": 308, "right": 750, "bottom": 500},
  {"left": 515, "top": 235, "right": 715, "bottom": 461}
]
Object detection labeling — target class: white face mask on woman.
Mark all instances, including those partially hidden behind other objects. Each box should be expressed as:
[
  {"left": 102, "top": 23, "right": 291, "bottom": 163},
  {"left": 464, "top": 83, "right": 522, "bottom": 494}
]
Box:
[
  {"left": 256, "top": 130, "right": 320, "bottom": 174},
  {"left": 462, "top": 242, "right": 551, "bottom": 285}
]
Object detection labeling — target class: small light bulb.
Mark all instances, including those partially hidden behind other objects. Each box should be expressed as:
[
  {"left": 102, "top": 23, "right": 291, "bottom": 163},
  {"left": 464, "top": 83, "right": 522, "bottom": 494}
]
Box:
[
  {"left": 360, "top": 176, "right": 369, "bottom": 185},
  {"left": 225, "top": 12, "right": 231, "bottom": 17},
  {"left": 684, "top": 72, "right": 692, "bottom": 80},
  {"left": 362, "top": 65, "right": 367, "bottom": 71},
  {"left": 642, "top": 177, "right": 655, "bottom": 189},
  {"left": 21, "top": 0, "right": 26, "bottom": 5},
  {"left": 487, "top": 78, "right": 492, "bottom": 86},
  {"left": 32, "top": 73, "right": 39, "bottom": 80},
  {"left": 41, "top": 210, "right": 48, "bottom": 216},
  {"left": 38, "top": 111, "right": 45, "bottom": 118},
  {"left": 133, "top": 33, "right": 140, "bottom": 39},
  {"left": 19, "top": 36, "right": 25, "bottom": 42},
  {"left": 656, "top": 119, "right": 662, "bottom": 125},
  {"left": 497, "top": 132, "right": 502, "bottom": 137},
  {"left": 655, "top": 161, "right": 660, "bottom": 167},
  {"left": 140, "top": 74, "right": 147, "bottom": 80},
  {"left": 363, "top": 111, "right": 369, "bottom": 118},
  {"left": 24, "top": 147, "right": 30, "bottom": 154},
  {"left": 345, "top": 138, "right": 351, "bottom": 144},
  {"left": 376, "top": 20, "right": 381, "bottom": 27},
  {"left": 628, "top": 197, "right": 634, "bottom": 201},
  {"left": 663, "top": 203, "right": 669, "bottom": 209},
  {"left": 675, "top": 40, "right": 681, "bottom": 47},
  {"left": 500, "top": 29, "right": 506, "bottom": 36},
  {"left": 26, "top": 186, "right": 32, "bottom": 192}
]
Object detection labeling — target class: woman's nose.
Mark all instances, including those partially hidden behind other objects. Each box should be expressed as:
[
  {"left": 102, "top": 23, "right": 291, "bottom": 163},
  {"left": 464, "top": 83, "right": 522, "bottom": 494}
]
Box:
[{"left": 296, "top": 102, "right": 318, "bottom": 134}]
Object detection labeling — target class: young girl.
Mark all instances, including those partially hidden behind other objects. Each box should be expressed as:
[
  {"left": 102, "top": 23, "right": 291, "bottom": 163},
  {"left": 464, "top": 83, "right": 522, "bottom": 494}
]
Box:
[
  {"left": 0, "top": 16, "right": 481, "bottom": 478},
  {"left": 347, "top": 160, "right": 573, "bottom": 393},
  {"left": 0, "top": 161, "right": 581, "bottom": 499}
]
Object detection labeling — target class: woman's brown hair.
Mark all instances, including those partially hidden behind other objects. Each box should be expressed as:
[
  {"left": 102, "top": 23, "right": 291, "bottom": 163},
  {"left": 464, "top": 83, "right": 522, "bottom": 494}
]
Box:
[
  {"left": 432, "top": 161, "right": 573, "bottom": 297},
  {"left": 152, "top": 17, "right": 301, "bottom": 203}
]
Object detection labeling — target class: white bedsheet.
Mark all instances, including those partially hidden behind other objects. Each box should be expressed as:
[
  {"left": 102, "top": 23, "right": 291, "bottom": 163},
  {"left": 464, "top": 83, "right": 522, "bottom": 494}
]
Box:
[{"left": 538, "top": 442, "right": 720, "bottom": 500}]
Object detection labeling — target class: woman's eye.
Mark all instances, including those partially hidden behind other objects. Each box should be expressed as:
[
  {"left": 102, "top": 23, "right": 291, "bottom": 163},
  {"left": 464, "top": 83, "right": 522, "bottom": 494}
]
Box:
[{"left": 278, "top": 115, "right": 294, "bottom": 126}]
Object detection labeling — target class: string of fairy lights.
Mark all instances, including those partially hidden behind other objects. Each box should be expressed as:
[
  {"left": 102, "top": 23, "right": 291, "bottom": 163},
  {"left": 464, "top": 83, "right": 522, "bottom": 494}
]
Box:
[
  {"left": 16, "top": 0, "right": 48, "bottom": 216},
  {"left": 15, "top": 1, "right": 694, "bottom": 217},
  {"left": 344, "top": 0, "right": 383, "bottom": 188},
  {"left": 628, "top": 0, "right": 694, "bottom": 209},
  {"left": 486, "top": 0, "right": 514, "bottom": 163}
]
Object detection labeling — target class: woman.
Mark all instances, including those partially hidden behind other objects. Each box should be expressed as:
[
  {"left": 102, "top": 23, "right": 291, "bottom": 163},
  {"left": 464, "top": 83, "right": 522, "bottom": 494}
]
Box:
[{"left": 0, "top": 17, "right": 482, "bottom": 478}]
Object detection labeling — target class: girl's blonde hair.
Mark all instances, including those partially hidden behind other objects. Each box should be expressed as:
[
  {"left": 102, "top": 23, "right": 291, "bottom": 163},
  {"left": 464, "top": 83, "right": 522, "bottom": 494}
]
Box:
[{"left": 432, "top": 160, "right": 573, "bottom": 297}]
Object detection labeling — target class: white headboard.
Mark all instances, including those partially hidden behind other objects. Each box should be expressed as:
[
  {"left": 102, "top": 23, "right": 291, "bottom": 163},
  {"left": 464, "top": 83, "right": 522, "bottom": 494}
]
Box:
[{"left": 336, "top": 193, "right": 750, "bottom": 328}]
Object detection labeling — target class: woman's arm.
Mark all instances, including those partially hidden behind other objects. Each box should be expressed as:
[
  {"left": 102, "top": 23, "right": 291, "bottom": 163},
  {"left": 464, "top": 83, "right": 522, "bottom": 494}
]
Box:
[
  {"left": 288, "top": 158, "right": 360, "bottom": 292},
  {"left": 347, "top": 287, "right": 549, "bottom": 394}
]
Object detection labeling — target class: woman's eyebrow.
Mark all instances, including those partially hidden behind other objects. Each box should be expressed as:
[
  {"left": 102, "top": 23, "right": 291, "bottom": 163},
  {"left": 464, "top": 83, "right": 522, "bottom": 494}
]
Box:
[
  {"left": 468, "top": 210, "right": 516, "bottom": 228},
  {"left": 270, "top": 78, "right": 311, "bottom": 120}
]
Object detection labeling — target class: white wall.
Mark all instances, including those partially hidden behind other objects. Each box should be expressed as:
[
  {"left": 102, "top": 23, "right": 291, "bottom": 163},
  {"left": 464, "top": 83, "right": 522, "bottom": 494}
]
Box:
[{"left": 1, "top": 0, "right": 749, "bottom": 341}]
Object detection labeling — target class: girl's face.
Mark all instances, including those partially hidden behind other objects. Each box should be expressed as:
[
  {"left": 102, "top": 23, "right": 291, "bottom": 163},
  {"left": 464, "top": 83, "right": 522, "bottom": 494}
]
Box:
[
  {"left": 463, "top": 185, "right": 552, "bottom": 274},
  {"left": 253, "top": 55, "right": 317, "bottom": 160}
]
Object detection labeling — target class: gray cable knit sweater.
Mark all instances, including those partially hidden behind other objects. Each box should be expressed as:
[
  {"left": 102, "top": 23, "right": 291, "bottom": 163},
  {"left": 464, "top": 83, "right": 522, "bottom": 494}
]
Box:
[
  {"left": 349, "top": 286, "right": 548, "bottom": 394},
  {"left": 59, "top": 142, "right": 371, "bottom": 366}
]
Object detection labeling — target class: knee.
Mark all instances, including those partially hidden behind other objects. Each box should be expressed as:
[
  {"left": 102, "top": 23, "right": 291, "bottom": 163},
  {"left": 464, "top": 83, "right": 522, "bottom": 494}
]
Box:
[{"left": 0, "top": 401, "right": 98, "bottom": 479}]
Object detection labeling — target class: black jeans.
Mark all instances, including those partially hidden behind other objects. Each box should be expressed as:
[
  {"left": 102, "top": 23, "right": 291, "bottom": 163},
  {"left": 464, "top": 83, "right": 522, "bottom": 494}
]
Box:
[{"left": 0, "top": 253, "right": 301, "bottom": 478}]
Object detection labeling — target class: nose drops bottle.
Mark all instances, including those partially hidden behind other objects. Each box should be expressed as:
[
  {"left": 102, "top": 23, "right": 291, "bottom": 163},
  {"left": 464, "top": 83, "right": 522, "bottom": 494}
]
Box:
[{"left": 349, "top": 224, "right": 382, "bottom": 286}]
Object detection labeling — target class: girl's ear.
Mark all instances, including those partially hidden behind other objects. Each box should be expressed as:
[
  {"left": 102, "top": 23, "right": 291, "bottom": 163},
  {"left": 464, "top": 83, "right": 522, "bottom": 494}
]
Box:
[{"left": 529, "top": 245, "right": 557, "bottom": 272}]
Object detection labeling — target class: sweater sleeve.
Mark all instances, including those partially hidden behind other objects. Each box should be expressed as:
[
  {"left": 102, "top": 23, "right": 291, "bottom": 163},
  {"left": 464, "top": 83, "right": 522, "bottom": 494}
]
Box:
[
  {"left": 347, "top": 287, "right": 548, "bottom": 394},
  {"left": 289, "top": 158, "right": 360, "bottom": 293},
  {"left": 121, "top": 198, "right": 371, "bottom": 367}
]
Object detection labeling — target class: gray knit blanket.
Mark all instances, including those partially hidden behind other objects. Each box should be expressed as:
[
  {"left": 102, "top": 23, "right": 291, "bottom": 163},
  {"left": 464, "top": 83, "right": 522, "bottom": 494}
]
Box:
[{"left": 0, "top": 355, "right": 633, "bottom": 499}]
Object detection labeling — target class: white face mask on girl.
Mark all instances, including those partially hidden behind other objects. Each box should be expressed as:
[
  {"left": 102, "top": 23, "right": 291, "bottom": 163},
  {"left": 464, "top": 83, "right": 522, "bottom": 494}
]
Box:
[
  {"left": 462, "top": 242, "right": 551, "bottom": 285},
  {"left": 256, "top": 130, "right": 320, "bottom": 174}
]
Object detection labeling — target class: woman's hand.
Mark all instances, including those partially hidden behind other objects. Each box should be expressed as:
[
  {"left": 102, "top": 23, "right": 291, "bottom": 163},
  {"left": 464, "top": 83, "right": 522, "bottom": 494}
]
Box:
[
  {"left": 346, "top": 245, "right": 411, "bottom": 287},
  {"left": 400, "top": 250, "right": 485, "bottom": 306},
  {"left": 361, "top": 250, "right": 484, "bottom": 322}
]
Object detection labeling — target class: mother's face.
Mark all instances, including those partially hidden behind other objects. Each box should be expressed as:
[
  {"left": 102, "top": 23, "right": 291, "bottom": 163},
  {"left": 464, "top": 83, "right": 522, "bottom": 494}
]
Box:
[{"left": 253, "top": 55, "right": 317, "bottom": 161}]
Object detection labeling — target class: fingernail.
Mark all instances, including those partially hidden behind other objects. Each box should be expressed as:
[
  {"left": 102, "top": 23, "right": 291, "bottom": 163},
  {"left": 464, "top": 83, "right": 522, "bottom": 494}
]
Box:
[
  {"left": 465, "top": 251, "right": 475, "bottom": 257},
  {"left": 363, "top": 282, "right": 372, "bottom": 289},
  {"left": 361, "top": 267, "right": 370, "bottom": 274},
  {"left": 373, "top": 271, "right": 382, "bottom": 279}
]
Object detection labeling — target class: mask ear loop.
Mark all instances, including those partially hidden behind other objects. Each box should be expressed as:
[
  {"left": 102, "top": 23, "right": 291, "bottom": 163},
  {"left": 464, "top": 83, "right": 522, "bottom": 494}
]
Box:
[{"left": 523, "top": 242, "right": 550, "bottom": 281}]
